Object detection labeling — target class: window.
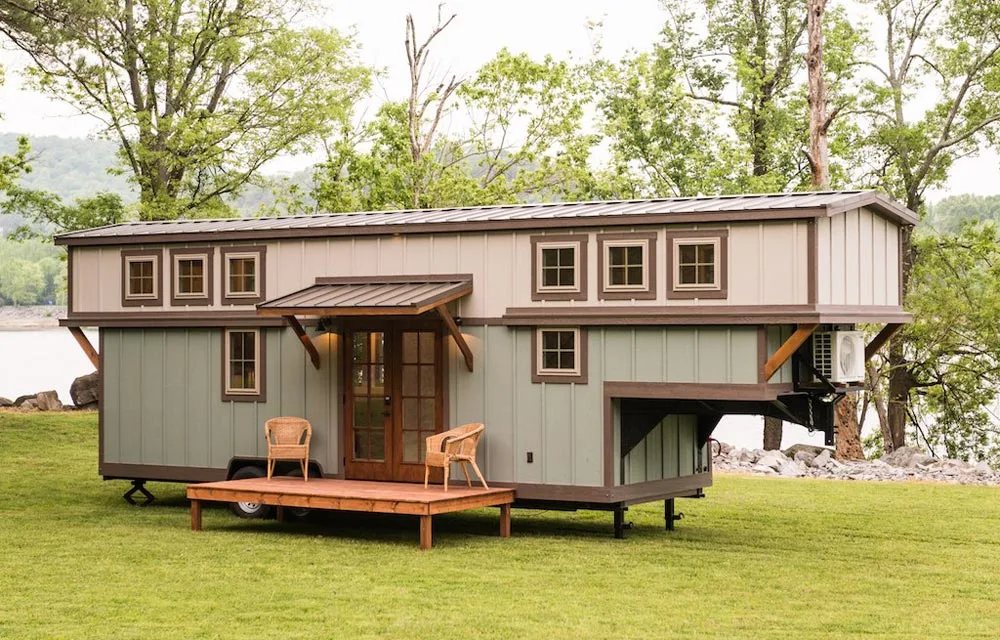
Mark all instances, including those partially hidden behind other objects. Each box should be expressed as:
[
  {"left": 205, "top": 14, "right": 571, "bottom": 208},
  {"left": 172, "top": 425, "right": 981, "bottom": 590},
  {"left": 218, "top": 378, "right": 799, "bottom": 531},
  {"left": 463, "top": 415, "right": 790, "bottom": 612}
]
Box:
[
  {"left": 223, "top": 329, "right": 266, "bottom": 401},
  {"left": 598, "top": 232, "right": 657, "bottom": 300},
  {"left": 121, "top": 249, "right": 162, "bottom": 307},
  {"left": 530, "top": 234, "right": 588, "bottom": 301},
  {"left": 532, "top": 328, "right": 588, "bottom": 384},
  {"left": 221, "top": 246, "right": 266, "bottom": 304},
  {"left": 666, "top": 229, "right": 728, "bottom": 299},
  {"left": 170, "top": 248, "right": 213, "bottom": 305}
]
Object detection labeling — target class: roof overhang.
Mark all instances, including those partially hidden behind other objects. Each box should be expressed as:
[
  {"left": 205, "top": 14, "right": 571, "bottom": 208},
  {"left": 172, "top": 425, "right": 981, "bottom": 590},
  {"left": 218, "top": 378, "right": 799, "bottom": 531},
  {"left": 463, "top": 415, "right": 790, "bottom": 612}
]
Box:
[{"left": 256, "top": 275, "right": 473, "bottom": 317}]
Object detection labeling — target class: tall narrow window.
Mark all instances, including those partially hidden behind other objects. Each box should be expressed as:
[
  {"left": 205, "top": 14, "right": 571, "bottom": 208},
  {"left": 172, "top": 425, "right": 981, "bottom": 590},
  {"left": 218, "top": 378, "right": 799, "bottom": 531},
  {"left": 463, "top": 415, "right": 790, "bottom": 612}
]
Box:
[
  {"left": 221, "top": 246, "right": 266, "bottom": 304},
  {"left": 531, "top": 234, "right": 588, "bottom": 301},
  {"left": 666, "top": 230, "right": 728, "bottom": 299},
  {"left": 532, "top": 327, "right": 588, "bottom": 384},
  {"left": 121, "top": 249, "right": 162, "bottom": 307},
  {"left": 598, "top": 232, "right": 657, "bottom": 300},
  {"left": 223, "top": 329, "right": 265, "bottom": 401},
  {"left": 170, "top": 248, "right": 213, "bottom": 305}
]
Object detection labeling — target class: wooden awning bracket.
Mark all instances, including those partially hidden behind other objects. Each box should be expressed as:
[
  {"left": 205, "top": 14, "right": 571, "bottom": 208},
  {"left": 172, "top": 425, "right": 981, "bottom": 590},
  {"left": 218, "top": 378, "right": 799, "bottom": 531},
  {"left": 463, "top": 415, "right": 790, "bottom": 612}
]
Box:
[
  {"left": 284, "top": 315, "right": 321, "bottom": 370},
  {"left": 67, "top": 326, "right": 100, "bottom": 371},
  {"left": 436, "top": 304, "right": 473, "bottom": 372},
  {"left": 865, "top": 323, "right": 903, "bottom": 361},
  {"left": 763, "top": 323, "right": 818, "bottom": 381}
]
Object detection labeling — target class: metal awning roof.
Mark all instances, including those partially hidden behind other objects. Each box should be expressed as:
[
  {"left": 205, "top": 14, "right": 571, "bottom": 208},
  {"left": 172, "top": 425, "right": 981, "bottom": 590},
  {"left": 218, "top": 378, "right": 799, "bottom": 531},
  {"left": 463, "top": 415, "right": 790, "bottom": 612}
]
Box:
[{"left": 256, "top": 275, "right": 473, "bottom": 317}]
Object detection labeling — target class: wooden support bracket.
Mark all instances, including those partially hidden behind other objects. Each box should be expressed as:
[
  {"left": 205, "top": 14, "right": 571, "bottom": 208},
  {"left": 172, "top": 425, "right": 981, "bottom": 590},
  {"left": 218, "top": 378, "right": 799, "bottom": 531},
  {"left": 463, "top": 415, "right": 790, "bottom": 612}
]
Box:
[
  {"left": 865, "top": 323, "right": 903, "bottom": 361},
  {"left": 436, "top": 304, "right": 473, "bottom": 372},
  {"left": 67, "top": 326, "right": 100, "bottom": 370},
  {"left": 763, "top": 323, "right": 818, "bottom": 381},
  {"left": 284, "top": 315, "right": 321, "bottom": 370}
]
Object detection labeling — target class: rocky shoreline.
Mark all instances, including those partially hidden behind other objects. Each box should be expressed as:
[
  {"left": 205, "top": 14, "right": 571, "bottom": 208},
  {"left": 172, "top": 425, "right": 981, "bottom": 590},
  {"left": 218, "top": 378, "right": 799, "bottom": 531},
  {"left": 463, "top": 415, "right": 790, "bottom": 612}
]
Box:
[
  {"left": 0, "top": 305, "right": 66, "bottom": 329},
  {"left": 713, "top": 441, "right": 1000, "bottom": 486},
  {"left": 0, "top": 372, "right": 98, "bottom": 411}
]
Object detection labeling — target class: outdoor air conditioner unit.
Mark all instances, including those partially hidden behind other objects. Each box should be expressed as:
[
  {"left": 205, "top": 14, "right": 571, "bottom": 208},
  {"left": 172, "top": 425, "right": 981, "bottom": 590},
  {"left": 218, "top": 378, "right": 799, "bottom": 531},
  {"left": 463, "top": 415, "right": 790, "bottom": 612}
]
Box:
[{"left": 812, "top": 331, "right": 865, "bottom": 384}]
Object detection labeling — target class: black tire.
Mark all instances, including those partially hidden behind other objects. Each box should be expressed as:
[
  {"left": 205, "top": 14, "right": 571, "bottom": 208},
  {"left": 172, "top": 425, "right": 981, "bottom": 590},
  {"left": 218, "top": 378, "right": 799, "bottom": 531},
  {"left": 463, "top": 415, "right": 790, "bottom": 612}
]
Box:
[
  {"left": 283, "top": 466, "right": 317, "bottom": 519},
  {"left": 227, "top": 465, "right": 274, "bottom": 519}
]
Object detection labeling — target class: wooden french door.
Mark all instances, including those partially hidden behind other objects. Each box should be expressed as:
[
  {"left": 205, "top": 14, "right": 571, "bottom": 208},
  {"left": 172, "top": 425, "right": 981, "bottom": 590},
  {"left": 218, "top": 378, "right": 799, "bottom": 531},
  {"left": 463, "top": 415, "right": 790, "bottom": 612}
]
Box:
[{"left": 344, "top": 321, "right": 445, "bottom": 482}]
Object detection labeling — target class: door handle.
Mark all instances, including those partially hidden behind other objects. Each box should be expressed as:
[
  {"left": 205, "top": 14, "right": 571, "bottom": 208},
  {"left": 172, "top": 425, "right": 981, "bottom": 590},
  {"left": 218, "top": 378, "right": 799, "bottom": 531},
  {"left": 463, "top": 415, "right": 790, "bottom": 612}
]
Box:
[{"left": 384, "top": 396, "right": 391, "bottom": 415}]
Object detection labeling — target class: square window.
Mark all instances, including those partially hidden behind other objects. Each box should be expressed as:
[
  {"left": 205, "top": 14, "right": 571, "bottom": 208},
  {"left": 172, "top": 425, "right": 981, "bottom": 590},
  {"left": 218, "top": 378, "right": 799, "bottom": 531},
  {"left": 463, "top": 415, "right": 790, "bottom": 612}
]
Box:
[
  {"left": 598, "top": 233, "right": 656, "bottom": 300},
  {"left": 122, "top": 250, "right": 162, "bottom": 306},
  {"left": 666, "top": 231, "right": 727, "bottom": 299},
  {"left": 676, "top": 240, "right": 718, "bottom": 287},
  {"left": 534, "top": 328, "right": 587, "bottom": 383},
  {"left": 532, "top": 235, "right": 588, "bottom": 301},
  {"left": 170, "top": 249, "right": 212, "bottom": 304},
  {"left": 540, "top": 245, "right": 577, "bottom": 289},
  {"left": 221, "top": 247, "right": 266, "bottom": 304}
]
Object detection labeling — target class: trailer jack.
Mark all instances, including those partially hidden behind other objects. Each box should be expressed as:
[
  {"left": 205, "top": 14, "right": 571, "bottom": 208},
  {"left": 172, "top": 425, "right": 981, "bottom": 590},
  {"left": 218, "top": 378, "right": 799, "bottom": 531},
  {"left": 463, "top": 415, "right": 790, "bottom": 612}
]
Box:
[{"left": 123, "top": 480, "right": 154, "bottom": 506}]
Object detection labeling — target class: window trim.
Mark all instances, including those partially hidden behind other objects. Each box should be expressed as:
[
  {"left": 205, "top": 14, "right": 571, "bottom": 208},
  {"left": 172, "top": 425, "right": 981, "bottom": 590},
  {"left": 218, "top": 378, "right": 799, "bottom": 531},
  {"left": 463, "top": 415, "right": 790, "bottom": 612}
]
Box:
[
  {"left": 169, "top": 247, "right": 213, "bottom": 306},
  {"left": 665, "top": 229, "right": 728, "bottom": 300},
  {"left": 222, "top": 328, "right": 267, "bottom": 402},
  {"left": 597, "top": 232, "right": 657, "bottom": 300},
  {"left": 221, "top": 245, "right": 266, "bottom": 305},
  {"left": 531, "top": 327, "right": 588, "bottom": 384},
  {"left": 530, "top": 234, "right": 588, "bottom": 301},
  {"left": 121, "top": 249, "right": 163, "bottom": 307}
]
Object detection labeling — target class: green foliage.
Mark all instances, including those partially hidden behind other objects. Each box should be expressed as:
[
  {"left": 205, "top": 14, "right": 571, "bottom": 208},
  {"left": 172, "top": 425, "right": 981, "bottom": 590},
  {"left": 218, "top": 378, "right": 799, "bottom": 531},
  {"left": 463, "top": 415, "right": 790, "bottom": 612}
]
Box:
[
  {"left": 924, "top": 194, "right": 1000, "bottom": 233},
  {"left": 0, "top": 237, "right": 65, "bottom": 305},
  {"left": 904, "top": 222, "right": 1000, "bottom": 463},
  {"left": 0, "top": 0, "right": 371, "bottom": 220}
]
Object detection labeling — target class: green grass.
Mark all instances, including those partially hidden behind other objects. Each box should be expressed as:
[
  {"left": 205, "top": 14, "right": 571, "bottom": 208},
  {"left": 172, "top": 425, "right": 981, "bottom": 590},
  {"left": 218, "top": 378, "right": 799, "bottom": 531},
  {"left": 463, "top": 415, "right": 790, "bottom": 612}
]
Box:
[{"left": 1, "top": 412, "right": 999, "bottom": 639}]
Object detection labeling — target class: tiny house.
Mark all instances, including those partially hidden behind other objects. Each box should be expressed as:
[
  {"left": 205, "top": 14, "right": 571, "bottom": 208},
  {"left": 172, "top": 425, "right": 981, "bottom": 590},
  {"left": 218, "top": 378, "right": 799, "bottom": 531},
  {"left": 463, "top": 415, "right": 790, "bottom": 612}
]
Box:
[{"left": 57, "top": 191, "right": 914, "bottom": 529}]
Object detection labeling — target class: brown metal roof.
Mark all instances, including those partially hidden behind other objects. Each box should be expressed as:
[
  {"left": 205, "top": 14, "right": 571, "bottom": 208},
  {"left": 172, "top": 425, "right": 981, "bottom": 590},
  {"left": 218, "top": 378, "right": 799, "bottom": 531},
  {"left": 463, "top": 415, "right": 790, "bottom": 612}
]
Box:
[
  {"left": 256, "top": 275, "right": 473, "bottom": 317},
  {"left": 54, "top": 190, "right": 918, "bottom": 246}
]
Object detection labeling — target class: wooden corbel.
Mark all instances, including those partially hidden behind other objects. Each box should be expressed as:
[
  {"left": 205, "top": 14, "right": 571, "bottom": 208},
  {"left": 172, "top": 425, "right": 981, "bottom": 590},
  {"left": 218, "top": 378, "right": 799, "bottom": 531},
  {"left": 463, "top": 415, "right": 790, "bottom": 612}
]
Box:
[
  {"left": 436, "top": 304, "right": 473, "bottom": 372},
  {"left": 284, "top": 316, "right": 320, "bottom": 370},
  {"left": 67, "top": 327, "right": 100, "bottom": 371},
  {"left": 865, "top": 323, "right": 903, "bottom": 361},
  {"left": 763, "top": 323, "right": 818, "bottom": 381}
]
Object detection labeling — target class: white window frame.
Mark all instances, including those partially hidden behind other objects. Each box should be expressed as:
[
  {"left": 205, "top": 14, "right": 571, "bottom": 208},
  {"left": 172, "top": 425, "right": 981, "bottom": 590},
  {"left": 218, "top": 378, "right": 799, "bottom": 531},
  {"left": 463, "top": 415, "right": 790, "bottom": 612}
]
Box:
[
  {"left": 536, "top": 242, "right": 581, "bottom": 294},
  {"left": 536, "top": 328, "right": 582, "bottom": 377},
  {"left": 172, "top": 253, "right": 208, "bottom": 300},
  {"left": 224, "top": 329, "right": 261, "bottom": 396},
  {"left": 124, "top": 256, "right": 158, "bottom": 301},
  {"left": 672, "top": 237, "right": 722, "bottom": 291},
  {"left": 224, "top": 252, "right": 261, "bottom": 299},
  {"left": 602, "top": 239, "right": 649, "bottom": 292}
]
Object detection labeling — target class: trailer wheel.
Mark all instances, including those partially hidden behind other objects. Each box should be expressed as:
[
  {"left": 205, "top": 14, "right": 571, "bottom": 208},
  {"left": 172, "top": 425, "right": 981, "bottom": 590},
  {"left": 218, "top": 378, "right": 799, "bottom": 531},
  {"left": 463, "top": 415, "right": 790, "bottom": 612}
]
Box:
[
  {"left": 283, "top": 467, "right": 315, "bottom": 519},
  {"left": 227, "top": 465, "right": 274, "bottom": 519}
]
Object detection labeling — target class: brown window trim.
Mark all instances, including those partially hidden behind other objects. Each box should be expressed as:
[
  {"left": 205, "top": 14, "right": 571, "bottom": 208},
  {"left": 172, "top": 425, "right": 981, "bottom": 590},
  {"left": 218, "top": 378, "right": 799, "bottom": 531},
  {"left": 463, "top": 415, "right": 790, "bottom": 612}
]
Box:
[
  {"left": 531, "top": 327, "right": 588, "bottom": 384},
  {"left": 121, "top": 248, "right": 163, "bottom": 307},
  {"left": 530, "top": 234, "right": 588, "bottom": 302},
  {"left": 221, "top": 328, "right": 267, "bottom": 402},
  {"left": 169, "top": 247, "right": 214, "bottom": 306},
  {"left": 221, "top": 245, "right": 267, "bottom": 305},
  {"left": 597, "top": 231, "right": 658, "bottom": 301},
  {"left": 665, "top": 229, "right": 728, "bottom": 300}
]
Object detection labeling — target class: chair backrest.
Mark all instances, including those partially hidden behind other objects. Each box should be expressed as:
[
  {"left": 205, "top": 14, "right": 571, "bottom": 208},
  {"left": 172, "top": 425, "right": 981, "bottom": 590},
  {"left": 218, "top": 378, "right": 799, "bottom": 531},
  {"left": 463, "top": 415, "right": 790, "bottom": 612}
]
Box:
[
  {"left": 443, "top": 423, "right": 484, "bottom": 457},
  {"left": 265, "top": 417, "right": 312, "bottom": 446}
]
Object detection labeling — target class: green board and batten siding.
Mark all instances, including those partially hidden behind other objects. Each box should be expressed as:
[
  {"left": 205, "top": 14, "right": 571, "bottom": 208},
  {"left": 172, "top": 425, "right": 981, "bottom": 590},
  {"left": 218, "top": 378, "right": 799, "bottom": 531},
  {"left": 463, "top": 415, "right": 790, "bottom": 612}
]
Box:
[
  {"left": 449, "top": 325, "right": 758, "bottom": 488},
  {"left": 102, "top": 328, "right": 341, "bottom": 474}
]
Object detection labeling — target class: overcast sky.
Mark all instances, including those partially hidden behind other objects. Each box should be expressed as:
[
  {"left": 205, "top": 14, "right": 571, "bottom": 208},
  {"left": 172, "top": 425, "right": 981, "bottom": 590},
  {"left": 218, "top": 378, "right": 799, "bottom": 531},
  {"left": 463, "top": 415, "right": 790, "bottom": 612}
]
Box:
[{"left": 0, "top": 0, "right": 995, "bottom": 202}]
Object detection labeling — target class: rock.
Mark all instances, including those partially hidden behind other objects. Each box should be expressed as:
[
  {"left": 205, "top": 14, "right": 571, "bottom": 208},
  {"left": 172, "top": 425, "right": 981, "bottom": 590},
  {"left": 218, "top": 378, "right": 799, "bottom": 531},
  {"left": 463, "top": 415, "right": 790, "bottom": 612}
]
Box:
[
  {"left": 13, "top": 394, "right": 35, "bottom": 407},
  {"left": 756, "top": 451, "right": 788, "bottom": 471},
  {"left": 976, "top": 461, "right": 993, "bottom": 475},
  {"left": 70, "top": 372, "right": 100, "bottom": 408},
  {"left": 783, "top": 443, "right": 828, "bottom": 459},
  {"left": 779, "top": 461, "right": 805, "bottom": 477},
  {"left": 811, "top": 449, "right": 833, "bottom": 468},
  {"left": 20, "top": 399, "right": 37, "bottom": 410},
  {"left": 34, "top": 390, "right": 62, "bottom": 411},
  {"left": 883, "top": 446, "right": 936, "bottom": 468},
  {"left": 736, "top": 448, "right": 754, "bottom": 464},
  {"left": 0, "top": 397, "right": 11, "bottom": 407},
  {"left": 793, "top": 450, "right": 817, "bottom": 466},
  {"left": 750, "top": 464, "right": 777, "bottom": 474}
]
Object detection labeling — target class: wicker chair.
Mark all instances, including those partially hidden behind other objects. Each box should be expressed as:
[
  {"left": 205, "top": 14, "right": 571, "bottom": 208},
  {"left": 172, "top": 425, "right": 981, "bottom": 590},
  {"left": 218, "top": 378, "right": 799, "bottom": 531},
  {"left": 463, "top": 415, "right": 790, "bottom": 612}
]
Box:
[
  {"left": 423, "top": 423, "right": 488, "bottom": 491},
  {"left": 265, "top": 417, "right": 312, "bottom": 481}
]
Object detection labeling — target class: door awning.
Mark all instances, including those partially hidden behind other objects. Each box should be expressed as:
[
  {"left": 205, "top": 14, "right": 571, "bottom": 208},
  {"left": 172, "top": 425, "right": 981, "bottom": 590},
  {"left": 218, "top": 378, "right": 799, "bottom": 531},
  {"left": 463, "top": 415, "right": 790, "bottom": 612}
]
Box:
[
  {"left": 256, "top": 275, "right": 475, "bottom": 373},
  {"left": 256, "top": 275, "right": 473, "bottom": 317}
]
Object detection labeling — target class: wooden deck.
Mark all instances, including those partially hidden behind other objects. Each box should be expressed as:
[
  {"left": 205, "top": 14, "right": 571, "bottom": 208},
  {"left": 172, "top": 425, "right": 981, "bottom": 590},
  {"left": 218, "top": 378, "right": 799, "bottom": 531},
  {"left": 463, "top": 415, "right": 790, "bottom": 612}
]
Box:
[{"left": 186, "top": 477, "right": 515, "bottom": 550}]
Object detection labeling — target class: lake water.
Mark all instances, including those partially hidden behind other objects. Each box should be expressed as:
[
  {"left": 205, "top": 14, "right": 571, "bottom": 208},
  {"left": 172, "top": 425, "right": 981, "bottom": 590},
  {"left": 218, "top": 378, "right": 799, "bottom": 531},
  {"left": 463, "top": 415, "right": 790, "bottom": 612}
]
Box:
[{"left": 0, "top": 328, "right": 827, "bottom": 450}]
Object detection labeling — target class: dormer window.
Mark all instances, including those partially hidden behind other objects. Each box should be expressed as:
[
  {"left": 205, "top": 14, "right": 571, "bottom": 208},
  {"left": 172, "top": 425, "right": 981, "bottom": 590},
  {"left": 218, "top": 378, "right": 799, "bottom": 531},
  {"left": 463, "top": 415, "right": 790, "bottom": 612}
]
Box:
[
  {"left": 666, "top": 229, "right": 728, "bottom": 299},
  {"left": 598, "top": 232, "right": 657, "bottom": 300},
  {"left": 531, "top": 234, "right": 588, "bottom": 301},
  {"left": 170, "top": 248, "right": 213, "bottom": 305},
  {"left": 221, "top": 246, "right": 266, "bottom": 304},
  {"left": 121, "top": 249, "right": 162, "bottom": 307}
]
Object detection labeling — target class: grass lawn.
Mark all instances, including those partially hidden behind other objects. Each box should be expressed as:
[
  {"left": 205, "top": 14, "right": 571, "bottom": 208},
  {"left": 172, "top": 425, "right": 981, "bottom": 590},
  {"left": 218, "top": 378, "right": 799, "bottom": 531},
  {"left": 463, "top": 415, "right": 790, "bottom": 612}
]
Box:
[{"left": 1, "top": 412, "right": 999, "bottom": 639}]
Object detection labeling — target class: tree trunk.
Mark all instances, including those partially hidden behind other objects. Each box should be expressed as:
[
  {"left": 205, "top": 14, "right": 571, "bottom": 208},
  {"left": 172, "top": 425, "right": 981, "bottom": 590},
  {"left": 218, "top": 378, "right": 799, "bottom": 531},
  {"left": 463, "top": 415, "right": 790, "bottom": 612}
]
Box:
[
  {"left": 806, "top": 0, "right": 829, "bottom": 188},
  {"left": 886, "top": 223, "right": 915, "bottom": 452},
  {"left": 834, "top": 395, "right": 865, "bottom": 460},
  {"left": 763, "top": 416, "right": 783, "bottom": 450}
]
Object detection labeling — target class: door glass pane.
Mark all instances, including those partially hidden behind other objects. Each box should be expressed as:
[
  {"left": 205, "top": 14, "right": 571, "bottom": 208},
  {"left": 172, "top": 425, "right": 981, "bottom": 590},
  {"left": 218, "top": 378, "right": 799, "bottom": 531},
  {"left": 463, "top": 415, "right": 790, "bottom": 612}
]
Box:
[
  {"left": 403, "top": 431, "right": 419, "bottom": 464},
  {"left": 419, "top": 398, "right": 436, "bottom": 430},
  {"left": 403, "top": 332, "right": 418, "bottom": 364},
  {"left": 353, "top": 397, "right": 369, "bottom": 427},
  {"left": 349, "top": 331, "right": 386, "bottom": 463},
  {"left": 419, "top": 332, "right": 435, "bottom": 363},
  {"left": 352, "top": 365, "right": 368, "bottom": 396},
  {"left": 369, "top": 428, "right": 385, "bottom": 460},
  {"left": 402, "top": 364, "right": 418, "bottom": 396},
  {"left": 370, "top": 364, "right": 385, "bottom": 396},
  {"left": 402, "top": 398, "right": 419, "bottom": 430},
  {"left": 419, "top": 365, "right": 435, "bottom": 396},
  {"left": 353, "top": 431, "right": 366, "bottom": 459}
]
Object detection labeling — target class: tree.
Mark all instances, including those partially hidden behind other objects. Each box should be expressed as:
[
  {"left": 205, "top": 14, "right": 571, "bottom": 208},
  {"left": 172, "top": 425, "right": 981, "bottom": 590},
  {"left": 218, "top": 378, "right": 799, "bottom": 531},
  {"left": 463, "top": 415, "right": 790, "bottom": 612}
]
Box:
[
  {"left": 0, "top": 0, "right": 370, "bottom": 220},
  {"left": 856, "top": 0, "right": 1000, "bottom": 451},
  {"left": 0, "top": 258, "right": 44, "bottom": 305}
]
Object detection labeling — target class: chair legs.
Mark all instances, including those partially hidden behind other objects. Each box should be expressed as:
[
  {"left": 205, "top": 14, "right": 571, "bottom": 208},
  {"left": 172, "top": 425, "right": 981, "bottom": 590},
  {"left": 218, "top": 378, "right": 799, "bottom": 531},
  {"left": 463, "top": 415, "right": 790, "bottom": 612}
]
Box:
[
  {"left": 267, "top": 458, "right": 275, "bottom": 480},
  {"left": 460, "top": 462, "right": 472, "bottom": 487},
  {"left": 424, "top": 464, "right": 430, "bottom": 489},
  {"left": 470, "top": 460, "right": 489, "bottom": 489},
  {"left": 443, "top": 464, "right": 450, "bottom": 492},
  {"left": 301, "top": 458, "right": 308, "bottom": 481}
]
